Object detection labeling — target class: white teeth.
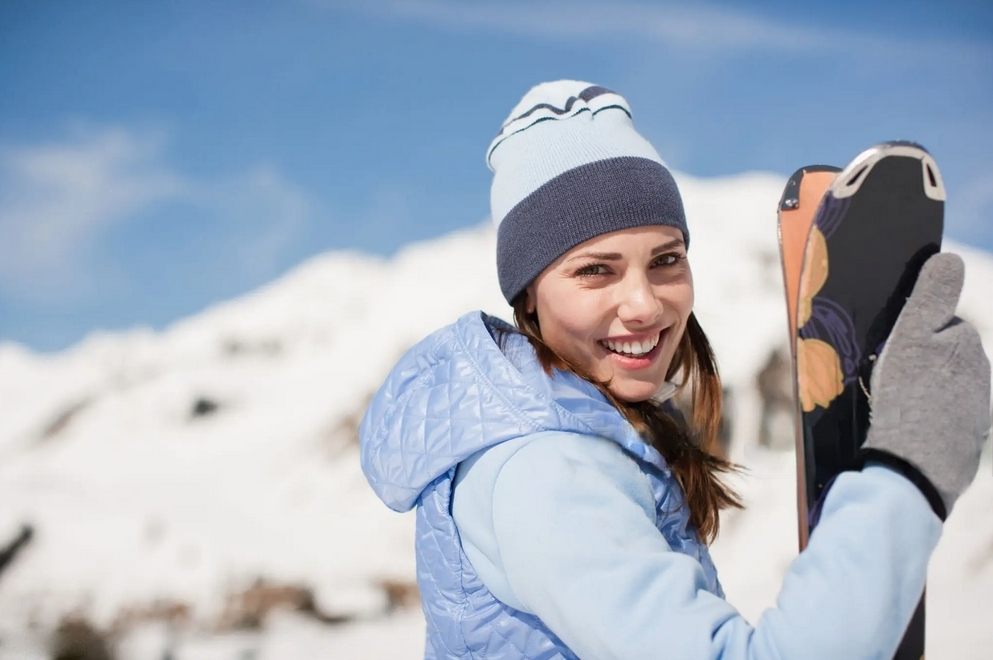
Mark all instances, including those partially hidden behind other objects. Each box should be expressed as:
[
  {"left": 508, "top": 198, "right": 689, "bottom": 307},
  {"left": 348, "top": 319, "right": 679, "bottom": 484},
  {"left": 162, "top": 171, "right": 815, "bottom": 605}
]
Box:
[{"left": 603, "top": 333, "right": 660, "bottom": 357}]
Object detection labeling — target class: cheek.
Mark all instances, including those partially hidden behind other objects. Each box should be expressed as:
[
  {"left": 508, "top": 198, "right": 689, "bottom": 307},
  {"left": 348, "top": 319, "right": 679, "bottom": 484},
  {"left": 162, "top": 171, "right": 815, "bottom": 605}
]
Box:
[
  {"left": 676, "top": 285, "right": 694, "bottom": 319},
  {"left": 536, "top": 292, "right": 605, "bottom": 358},
  {"left": 683, "top": 263, "right": 696, "bottom": 316},
  {"left": 656, "top": 280, "right": 694, "bottom": 325}
]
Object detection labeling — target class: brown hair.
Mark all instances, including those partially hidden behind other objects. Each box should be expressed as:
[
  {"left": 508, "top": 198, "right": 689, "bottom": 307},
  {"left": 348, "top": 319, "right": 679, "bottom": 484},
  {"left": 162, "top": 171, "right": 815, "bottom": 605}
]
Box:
[{"left": 510, "top": 295, "right": 742, "bottom": 543}]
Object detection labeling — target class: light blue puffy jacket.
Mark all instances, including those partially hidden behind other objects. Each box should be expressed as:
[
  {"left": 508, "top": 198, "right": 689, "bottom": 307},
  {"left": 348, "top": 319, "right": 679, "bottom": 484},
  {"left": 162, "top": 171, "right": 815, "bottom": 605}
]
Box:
[
  {"left": 361, "top": 312, "right": 719, "bottom": 658},
  {"left": 360, "top": 311, "right": 940, "bottom": 659}
]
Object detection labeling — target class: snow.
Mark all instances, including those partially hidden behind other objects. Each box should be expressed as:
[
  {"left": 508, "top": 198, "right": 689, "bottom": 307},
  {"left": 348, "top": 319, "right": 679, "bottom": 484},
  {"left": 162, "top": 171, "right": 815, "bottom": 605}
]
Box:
[{"left": 0, "top": 170, "right": 991, "bottom": 659}]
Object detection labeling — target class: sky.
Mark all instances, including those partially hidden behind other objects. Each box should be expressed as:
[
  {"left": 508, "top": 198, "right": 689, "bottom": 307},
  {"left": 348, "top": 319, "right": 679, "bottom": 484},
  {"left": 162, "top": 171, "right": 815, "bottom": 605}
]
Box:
[{"left": 1, "top": 0, "right": 991, "bottom": 351}]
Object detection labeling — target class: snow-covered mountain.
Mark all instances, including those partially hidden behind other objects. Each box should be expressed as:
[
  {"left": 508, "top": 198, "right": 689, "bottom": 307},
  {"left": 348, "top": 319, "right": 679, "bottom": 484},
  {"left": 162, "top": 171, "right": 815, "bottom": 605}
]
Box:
[{"left": 0, "top": 171, "right": 990, "bottom": 659}]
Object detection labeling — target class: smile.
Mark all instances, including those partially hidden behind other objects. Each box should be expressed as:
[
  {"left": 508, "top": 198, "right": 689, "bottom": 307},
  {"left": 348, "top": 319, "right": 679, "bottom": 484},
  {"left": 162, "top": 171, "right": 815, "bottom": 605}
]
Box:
[{"left": 599, "top": 331, "right": 663, "bottom": 358}]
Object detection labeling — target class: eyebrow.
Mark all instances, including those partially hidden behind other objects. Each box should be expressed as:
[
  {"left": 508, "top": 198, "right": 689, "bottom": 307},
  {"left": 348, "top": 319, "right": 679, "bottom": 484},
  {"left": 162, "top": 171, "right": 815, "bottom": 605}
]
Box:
[
  {"left": 650, "top": 239, "right": 686, "bottom": 256},
  {"left": 565, "top": 238, "right": 685, "bottom": 263}
]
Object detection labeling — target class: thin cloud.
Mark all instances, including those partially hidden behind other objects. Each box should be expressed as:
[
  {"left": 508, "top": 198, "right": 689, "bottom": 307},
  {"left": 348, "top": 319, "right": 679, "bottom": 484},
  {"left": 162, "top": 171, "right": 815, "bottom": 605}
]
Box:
[
  {"left": 0, "top": 128, "right": 312, "bottom": 302},
  {"left": 0, "top": 129, "right": 182, "bottom": 298},
  {"left": 329, "top": 0, "right": 991, "bottom": 62},
  {"left": 346, "top": 0, "right": 825, "bottom": 50},
  {"left": 195, "top": 166, "right": 312, "bottom": 281}
]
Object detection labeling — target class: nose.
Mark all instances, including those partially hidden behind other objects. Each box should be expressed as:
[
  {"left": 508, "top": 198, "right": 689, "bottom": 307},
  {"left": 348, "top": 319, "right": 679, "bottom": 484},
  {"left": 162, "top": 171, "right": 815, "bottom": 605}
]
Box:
[{"left": 616, "top": 272, "right": 663, "bottom": 326}]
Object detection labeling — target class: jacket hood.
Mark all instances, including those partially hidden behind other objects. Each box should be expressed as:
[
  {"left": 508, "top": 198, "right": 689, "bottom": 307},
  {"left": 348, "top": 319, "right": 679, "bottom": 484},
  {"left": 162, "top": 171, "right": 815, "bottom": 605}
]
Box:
[{"left": 359, "top": 311, "right": 671, "bottom": 512}]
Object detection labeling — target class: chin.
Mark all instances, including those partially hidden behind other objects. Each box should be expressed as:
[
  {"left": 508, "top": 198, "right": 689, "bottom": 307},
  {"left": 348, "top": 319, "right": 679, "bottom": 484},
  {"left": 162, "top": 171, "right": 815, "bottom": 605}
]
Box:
[{"left": 609, "top": 379, "right": 664, "bottom": 404}]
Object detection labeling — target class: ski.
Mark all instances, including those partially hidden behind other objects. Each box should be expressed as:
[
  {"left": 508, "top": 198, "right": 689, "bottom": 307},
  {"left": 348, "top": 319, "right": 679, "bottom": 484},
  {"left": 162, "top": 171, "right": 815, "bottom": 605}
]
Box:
[
  {"left": 778, "top": 142, "right": 945, "bottom": 659},
  {"left": 777, "top": 164, "right": 841, "bottom": 550}
]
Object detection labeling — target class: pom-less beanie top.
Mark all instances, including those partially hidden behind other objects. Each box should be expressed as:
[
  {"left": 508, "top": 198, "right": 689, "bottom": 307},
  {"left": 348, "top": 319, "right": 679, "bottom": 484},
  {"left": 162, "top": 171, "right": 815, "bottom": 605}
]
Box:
[{"left": 487, "top": 80, "right": 689, "bottom": 303}]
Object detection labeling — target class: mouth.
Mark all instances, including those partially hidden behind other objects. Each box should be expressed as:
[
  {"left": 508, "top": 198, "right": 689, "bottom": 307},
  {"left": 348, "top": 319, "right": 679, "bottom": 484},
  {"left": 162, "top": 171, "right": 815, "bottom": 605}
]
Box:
[{"left": 598, "top": 329, "right": 668, "bottom": 365}]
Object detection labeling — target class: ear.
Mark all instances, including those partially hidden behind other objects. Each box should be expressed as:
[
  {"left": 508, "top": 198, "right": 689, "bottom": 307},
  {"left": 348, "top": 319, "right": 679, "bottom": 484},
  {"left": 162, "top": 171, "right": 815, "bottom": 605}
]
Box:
[{"left": 524, "top": 284, "right": 537, "bottom": 315}]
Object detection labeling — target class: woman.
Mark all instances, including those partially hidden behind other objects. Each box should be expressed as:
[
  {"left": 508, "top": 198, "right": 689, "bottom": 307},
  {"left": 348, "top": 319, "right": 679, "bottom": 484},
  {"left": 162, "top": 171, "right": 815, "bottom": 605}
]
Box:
[{"left": 360, "top": 81, "right": 990, "bottom": 659}]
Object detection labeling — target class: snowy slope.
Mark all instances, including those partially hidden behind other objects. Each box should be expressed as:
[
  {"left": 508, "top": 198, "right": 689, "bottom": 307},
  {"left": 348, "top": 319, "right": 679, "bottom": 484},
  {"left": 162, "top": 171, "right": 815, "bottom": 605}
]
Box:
[{"left": 0, "top": 171, "right": 990, "bottom": 659}]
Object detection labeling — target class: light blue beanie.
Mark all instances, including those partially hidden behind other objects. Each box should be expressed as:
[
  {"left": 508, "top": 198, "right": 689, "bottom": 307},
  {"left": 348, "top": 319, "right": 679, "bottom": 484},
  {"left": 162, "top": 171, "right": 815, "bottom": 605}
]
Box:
[{"left": 487, "top": 80, "right": 688, "bottom": 303}]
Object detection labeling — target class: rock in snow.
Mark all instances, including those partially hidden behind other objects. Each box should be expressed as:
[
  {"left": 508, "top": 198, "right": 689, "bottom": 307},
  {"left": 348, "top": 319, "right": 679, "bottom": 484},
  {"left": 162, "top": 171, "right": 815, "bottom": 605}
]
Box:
[{"left": 0, "top": 171, "right": 990, "bottom": 659}]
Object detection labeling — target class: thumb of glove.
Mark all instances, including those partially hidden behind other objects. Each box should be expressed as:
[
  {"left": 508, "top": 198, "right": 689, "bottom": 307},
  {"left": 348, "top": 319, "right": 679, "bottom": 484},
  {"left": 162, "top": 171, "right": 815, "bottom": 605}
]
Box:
[{"left": 896, "top": 252, "right": 964, "bottom": 337}]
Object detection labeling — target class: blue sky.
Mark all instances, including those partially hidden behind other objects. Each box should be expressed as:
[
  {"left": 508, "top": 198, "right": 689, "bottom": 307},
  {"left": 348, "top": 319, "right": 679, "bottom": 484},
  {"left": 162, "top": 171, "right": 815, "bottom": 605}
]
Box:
[{"left": 1, "top": 0, "right": 991, "bottom": 351}]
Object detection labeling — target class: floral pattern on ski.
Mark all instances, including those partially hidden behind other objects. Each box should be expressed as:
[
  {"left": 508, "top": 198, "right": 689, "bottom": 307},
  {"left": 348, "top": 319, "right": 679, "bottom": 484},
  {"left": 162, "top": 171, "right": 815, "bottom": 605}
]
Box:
[{"left": 796, "top": 194, "right": 860, "bottom": 413}]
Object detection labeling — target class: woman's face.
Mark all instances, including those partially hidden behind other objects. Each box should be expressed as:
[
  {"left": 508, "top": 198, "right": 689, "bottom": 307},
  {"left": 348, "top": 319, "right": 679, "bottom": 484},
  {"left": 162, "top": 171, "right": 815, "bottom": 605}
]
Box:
[{"left": 526, "top": 225, "right": 693, "bottom": 403}]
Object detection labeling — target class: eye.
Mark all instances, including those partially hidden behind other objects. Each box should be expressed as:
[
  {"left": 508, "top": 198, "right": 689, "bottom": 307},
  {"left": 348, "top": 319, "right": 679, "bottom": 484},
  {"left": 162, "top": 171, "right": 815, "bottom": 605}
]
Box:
[
  {"left": 574, "top": 263, "right": 609, "bottom": 277},
  {"left": 652, "top": 252, "right": 686, "bottom": 268}
]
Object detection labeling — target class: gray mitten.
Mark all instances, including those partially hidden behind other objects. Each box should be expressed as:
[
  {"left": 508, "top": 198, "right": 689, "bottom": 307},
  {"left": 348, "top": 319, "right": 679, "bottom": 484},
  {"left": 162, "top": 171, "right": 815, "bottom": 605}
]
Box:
[{"left": 863, "top": 252, "right": 992, "bottom": 519}]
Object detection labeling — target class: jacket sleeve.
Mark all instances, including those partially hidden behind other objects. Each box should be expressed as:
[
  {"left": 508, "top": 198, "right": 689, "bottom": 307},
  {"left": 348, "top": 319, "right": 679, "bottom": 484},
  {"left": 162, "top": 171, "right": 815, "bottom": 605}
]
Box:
[{"left": 451, "top": 431, "right": 941, "bottom": 660}]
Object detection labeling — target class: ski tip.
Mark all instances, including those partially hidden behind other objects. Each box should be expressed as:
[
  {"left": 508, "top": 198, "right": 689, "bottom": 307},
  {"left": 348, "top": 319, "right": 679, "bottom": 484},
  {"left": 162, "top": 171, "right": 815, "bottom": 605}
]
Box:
[
  {"left": 779, "top": 165, "right": 842, "bottom": 212},
  {"left": 880, "top": 139, "right": 928, "bottom": 153},
  {"left": 830, "top": 142, "right": 945, "bottom": 202}
]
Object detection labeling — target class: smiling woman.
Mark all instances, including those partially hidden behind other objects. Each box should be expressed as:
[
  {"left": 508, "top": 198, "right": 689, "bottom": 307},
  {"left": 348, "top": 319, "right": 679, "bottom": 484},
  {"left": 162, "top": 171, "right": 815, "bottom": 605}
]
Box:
[{"left": 358, "top": 80, "right": 990, "bottom": 660}]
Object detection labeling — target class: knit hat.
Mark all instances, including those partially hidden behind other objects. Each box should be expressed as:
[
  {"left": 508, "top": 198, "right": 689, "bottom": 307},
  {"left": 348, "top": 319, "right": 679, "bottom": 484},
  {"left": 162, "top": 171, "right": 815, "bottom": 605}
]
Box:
[{"left": 487, "top": 80, "right": 688, "bottom": 303}]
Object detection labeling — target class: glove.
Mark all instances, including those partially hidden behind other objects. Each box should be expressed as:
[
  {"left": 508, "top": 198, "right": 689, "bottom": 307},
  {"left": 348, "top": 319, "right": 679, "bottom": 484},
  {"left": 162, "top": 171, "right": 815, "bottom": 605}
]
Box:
[{"left": 862, "top": 252, "right": 992, "bottom": 520}]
